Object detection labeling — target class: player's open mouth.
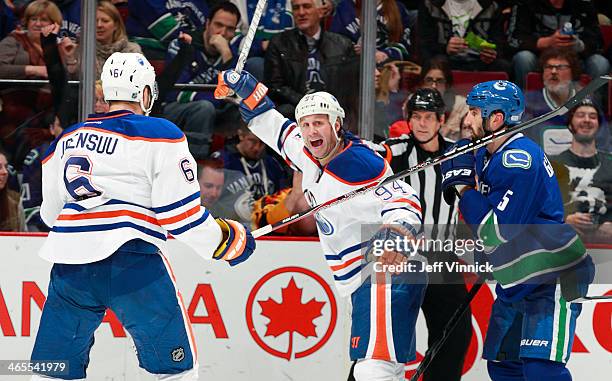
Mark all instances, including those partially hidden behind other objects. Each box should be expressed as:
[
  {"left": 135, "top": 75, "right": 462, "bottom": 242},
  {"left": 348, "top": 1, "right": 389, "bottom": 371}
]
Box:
[{"left": 311, "top": 139, "right": 323, "bottom": 148}]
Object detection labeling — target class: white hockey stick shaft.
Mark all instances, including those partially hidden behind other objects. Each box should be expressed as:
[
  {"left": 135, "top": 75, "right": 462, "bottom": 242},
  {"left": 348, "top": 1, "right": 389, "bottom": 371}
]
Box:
[
  {"left": 252, "top": 74, "right": 612, "bottom": 238},
  {"left": 235, "top": 0, "right": 268, "bottom": 74}
]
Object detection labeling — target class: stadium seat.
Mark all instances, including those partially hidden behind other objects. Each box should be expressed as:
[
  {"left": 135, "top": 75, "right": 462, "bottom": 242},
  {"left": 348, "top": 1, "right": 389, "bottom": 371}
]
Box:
[
  {"left": 601, "top": 25, "right": 612, "bottom": 53},
  {"left": 149, "top": 60, "right": 166, "bottom": 76},
  {"left": 451, "top": 70, "right": 509, "bottom": 96},
  {"left": 115, "top": 1, "right": 129, "bottom": 23}
]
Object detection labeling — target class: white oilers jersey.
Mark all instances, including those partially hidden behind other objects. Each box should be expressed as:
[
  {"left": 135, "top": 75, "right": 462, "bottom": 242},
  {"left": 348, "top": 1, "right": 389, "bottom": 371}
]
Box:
[
  {"left": 250, "top": 110, "right": 423, "bottom": 296},
  {"left": 39, "top": 110, "right": 222, "bottom": 264}
]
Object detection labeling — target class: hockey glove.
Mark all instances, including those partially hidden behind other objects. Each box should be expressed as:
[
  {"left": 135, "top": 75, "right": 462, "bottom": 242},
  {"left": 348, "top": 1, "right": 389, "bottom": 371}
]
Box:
[
  {"left": 364, "top": 220, "right": 420, "bottom": 263},
  {"left": 560, "top": 255, "right": 595, "bottom": 302},
  {"left": 213, "top": 218, "right": 256, "bottom": 266},
  {"left": 440, "top": 139, "right": 476, "bottom": 206},
  {"left": 215, "top": 70, "right": 275, "bottom": 123}
]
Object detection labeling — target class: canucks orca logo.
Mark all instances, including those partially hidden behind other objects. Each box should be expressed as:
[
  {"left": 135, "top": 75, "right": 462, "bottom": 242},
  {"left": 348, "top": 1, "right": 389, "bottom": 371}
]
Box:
[
  {"left": 493, "top": 81, "right": 507, "bottom": 90},
  {"left": 315, "top": 213, "right": 334, "bottom": 235}
]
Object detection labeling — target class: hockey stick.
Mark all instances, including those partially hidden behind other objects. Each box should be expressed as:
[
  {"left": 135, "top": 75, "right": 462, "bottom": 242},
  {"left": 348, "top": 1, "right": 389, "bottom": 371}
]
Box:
[
  {"left": 409, "top": 283, "right": 611, "bottom": 381},
  {"left": 409, "top": 280, "right": 484, "bottom": 381},
  {"left": 574, "top": 295, "right": 612, "bottom": 303},
  {"left": 252, "top": 74, "right": 612, "bottom": 238},
  {"left": 214, "top": 0, "right": 267, "bottom": 99},
  {"left": 235, "top": 0, "right": 267, "bottom": 74}
]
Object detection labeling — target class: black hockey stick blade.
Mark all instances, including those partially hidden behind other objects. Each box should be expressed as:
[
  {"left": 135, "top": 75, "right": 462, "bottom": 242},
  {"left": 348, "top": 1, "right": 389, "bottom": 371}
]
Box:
[{"left": 252, "top": 74, "right": 612, "bottom": 238}]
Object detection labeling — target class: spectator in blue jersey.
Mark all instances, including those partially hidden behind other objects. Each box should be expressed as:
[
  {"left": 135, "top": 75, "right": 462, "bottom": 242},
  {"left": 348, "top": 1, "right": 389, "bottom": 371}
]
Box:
[
  {"left": 19, "top": 113, "right": 64, "bottom": 232},
  {"left": 212, "top": 125, "right": 291, "bottom": 205},
  {"left": 265, "top": 0, "right": 359, "bottom": 121},
  {"left": 231, "top": 0, "right": 294, "bottom": 43},
  {"left": 330, "top": 0, "right": 412, "bottom": 62},
  {"left": 550, "top": 100, "right": 612, "bottom": 243},
  {"left": 162, "top": 1, "right": 242, "bottom": 159},
  {"left": 0, "top": 0, "right": 18, "bottom": 40},
  {"left": 417, "top": 0, "right": 510, "bottom": 74},
  {"left": 507, "top": 0, "right": 609, "bottom": 90},
  {"left": 230, "top": 0, "right": 295, "bottom": 78},
  {"left": 0, "top": 149, "right": 25, "bottom": 232},
  {"left": 53, "top": 0, "right": 80, "bottom": 42},
  {"left": 126, "top": 0, "right": 209, "bottom": 60},
  {"left": 523, "top": 48, "right": 611, "bottom": 155}
]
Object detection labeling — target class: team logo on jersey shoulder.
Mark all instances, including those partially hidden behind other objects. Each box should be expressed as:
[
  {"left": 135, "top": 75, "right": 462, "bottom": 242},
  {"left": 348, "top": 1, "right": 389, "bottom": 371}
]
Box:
[
  {"left": 502, "top": 149, "right": 531, "bottom": 169},
  {"left": 315, "top": 213, "right": 334, "bottom": 235}
]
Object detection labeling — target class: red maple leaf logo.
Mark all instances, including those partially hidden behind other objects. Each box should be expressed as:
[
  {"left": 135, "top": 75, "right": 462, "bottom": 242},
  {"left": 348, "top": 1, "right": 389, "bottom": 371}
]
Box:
[{"left": 258, "top": 277, "right": 326, "bottom": 360}]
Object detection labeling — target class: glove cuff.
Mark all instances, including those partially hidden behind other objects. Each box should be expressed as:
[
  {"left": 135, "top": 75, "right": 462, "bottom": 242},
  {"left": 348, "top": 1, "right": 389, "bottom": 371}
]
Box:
[{"left": 213, "top": 218, "right": 247, "bottom": 262}]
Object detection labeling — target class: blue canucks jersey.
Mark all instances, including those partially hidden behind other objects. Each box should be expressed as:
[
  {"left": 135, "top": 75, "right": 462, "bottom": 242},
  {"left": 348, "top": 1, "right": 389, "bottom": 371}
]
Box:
[
  {"left": 21, "top": 143, "right": 50, "bottom": 231},
  {"left": 459, "top": 133, "right": 587, "bottom": 301},
  {"left": 126, "top": 0, "right": 208, "bottom": 50},
  {"left": 57, "top": 0, "right": 81, "bottom": 41}
]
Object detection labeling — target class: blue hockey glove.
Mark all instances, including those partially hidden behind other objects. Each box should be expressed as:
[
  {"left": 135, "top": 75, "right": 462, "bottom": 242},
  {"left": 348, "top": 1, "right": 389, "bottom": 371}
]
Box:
[
  {"left": 364, "top": 220, "right": 420, "bottom": 262},
  {"left": 560, "top": 255, "right": 595, "bottom": 302},
  {"left": 215, "top": 70, "right": 275, "bottom": 123},
  {"left": 213, "top": 218, "right": 256, "bottom": 266},
  {"left": 440, "top": 139, "right": 476, "bottom": 205}
]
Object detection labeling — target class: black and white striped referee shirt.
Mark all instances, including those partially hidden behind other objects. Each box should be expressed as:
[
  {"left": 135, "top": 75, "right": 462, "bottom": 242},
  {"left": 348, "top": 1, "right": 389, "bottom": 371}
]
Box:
[{"left": 373, "top": 134, "right": 459, "bottom": 241}]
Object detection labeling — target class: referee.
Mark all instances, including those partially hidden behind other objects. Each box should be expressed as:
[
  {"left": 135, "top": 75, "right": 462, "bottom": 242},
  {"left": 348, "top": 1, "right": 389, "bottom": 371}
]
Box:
[{"left": 380, "top": 88, "right": 472, "bottom": 381}]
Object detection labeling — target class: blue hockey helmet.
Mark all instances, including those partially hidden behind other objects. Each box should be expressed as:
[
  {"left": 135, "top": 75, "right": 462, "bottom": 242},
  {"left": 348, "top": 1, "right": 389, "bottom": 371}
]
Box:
[{"left": 466, "top": 80, "right": 525, "bottom": 126}]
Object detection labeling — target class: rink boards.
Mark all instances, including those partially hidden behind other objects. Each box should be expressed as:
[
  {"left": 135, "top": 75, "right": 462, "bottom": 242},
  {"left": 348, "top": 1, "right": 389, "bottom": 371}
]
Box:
[{"left": 0, "top": 235, "right": 610, "bottom": 380}]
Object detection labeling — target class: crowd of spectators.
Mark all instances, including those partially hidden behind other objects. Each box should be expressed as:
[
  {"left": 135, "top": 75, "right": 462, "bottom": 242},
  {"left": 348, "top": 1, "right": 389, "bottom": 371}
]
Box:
[{"left": 0, "top": 0, "right": 611, "bottom": 245}]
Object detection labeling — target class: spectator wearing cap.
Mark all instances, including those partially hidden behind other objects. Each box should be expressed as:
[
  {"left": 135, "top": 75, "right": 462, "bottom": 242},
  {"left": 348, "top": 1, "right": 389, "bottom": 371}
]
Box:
[
  {"left": 264, "top": 0, "right": 359, "bottom": 121},
  {"left": 523, "top": 47, "right": 611, "bottom": 155},
  {"left": 417, "top": 0, "right": 511, "bottom": 74},
  {"left": 507, "top": 0, "right": 610, "bottom": 89},
  {"left": 550, "top": 100, "right": 612, "bottom": 243}
]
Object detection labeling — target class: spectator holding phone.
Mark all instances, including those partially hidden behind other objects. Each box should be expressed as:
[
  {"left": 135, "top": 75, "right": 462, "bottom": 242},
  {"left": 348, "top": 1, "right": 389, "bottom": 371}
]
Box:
[{"left": 417, "top": 0, "right": 510, "bottom": 73}]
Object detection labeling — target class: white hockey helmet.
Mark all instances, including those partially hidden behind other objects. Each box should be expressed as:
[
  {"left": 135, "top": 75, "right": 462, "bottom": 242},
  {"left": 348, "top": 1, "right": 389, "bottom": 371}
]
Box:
[
  {"left": 295, "top": 91, "right": 345, "bottom": 128},
  {"left": 101, "top": 52, "right": 158, "bottom": 115}
]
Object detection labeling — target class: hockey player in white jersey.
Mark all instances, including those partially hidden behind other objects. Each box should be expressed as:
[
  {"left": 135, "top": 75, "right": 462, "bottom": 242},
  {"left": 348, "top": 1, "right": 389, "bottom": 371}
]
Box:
[
  {"left": 30, "top": 52, "right": 255, "bottom": 380},
  {"left": 216, "top": 70, "right": 427, "bottom": 381}
]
